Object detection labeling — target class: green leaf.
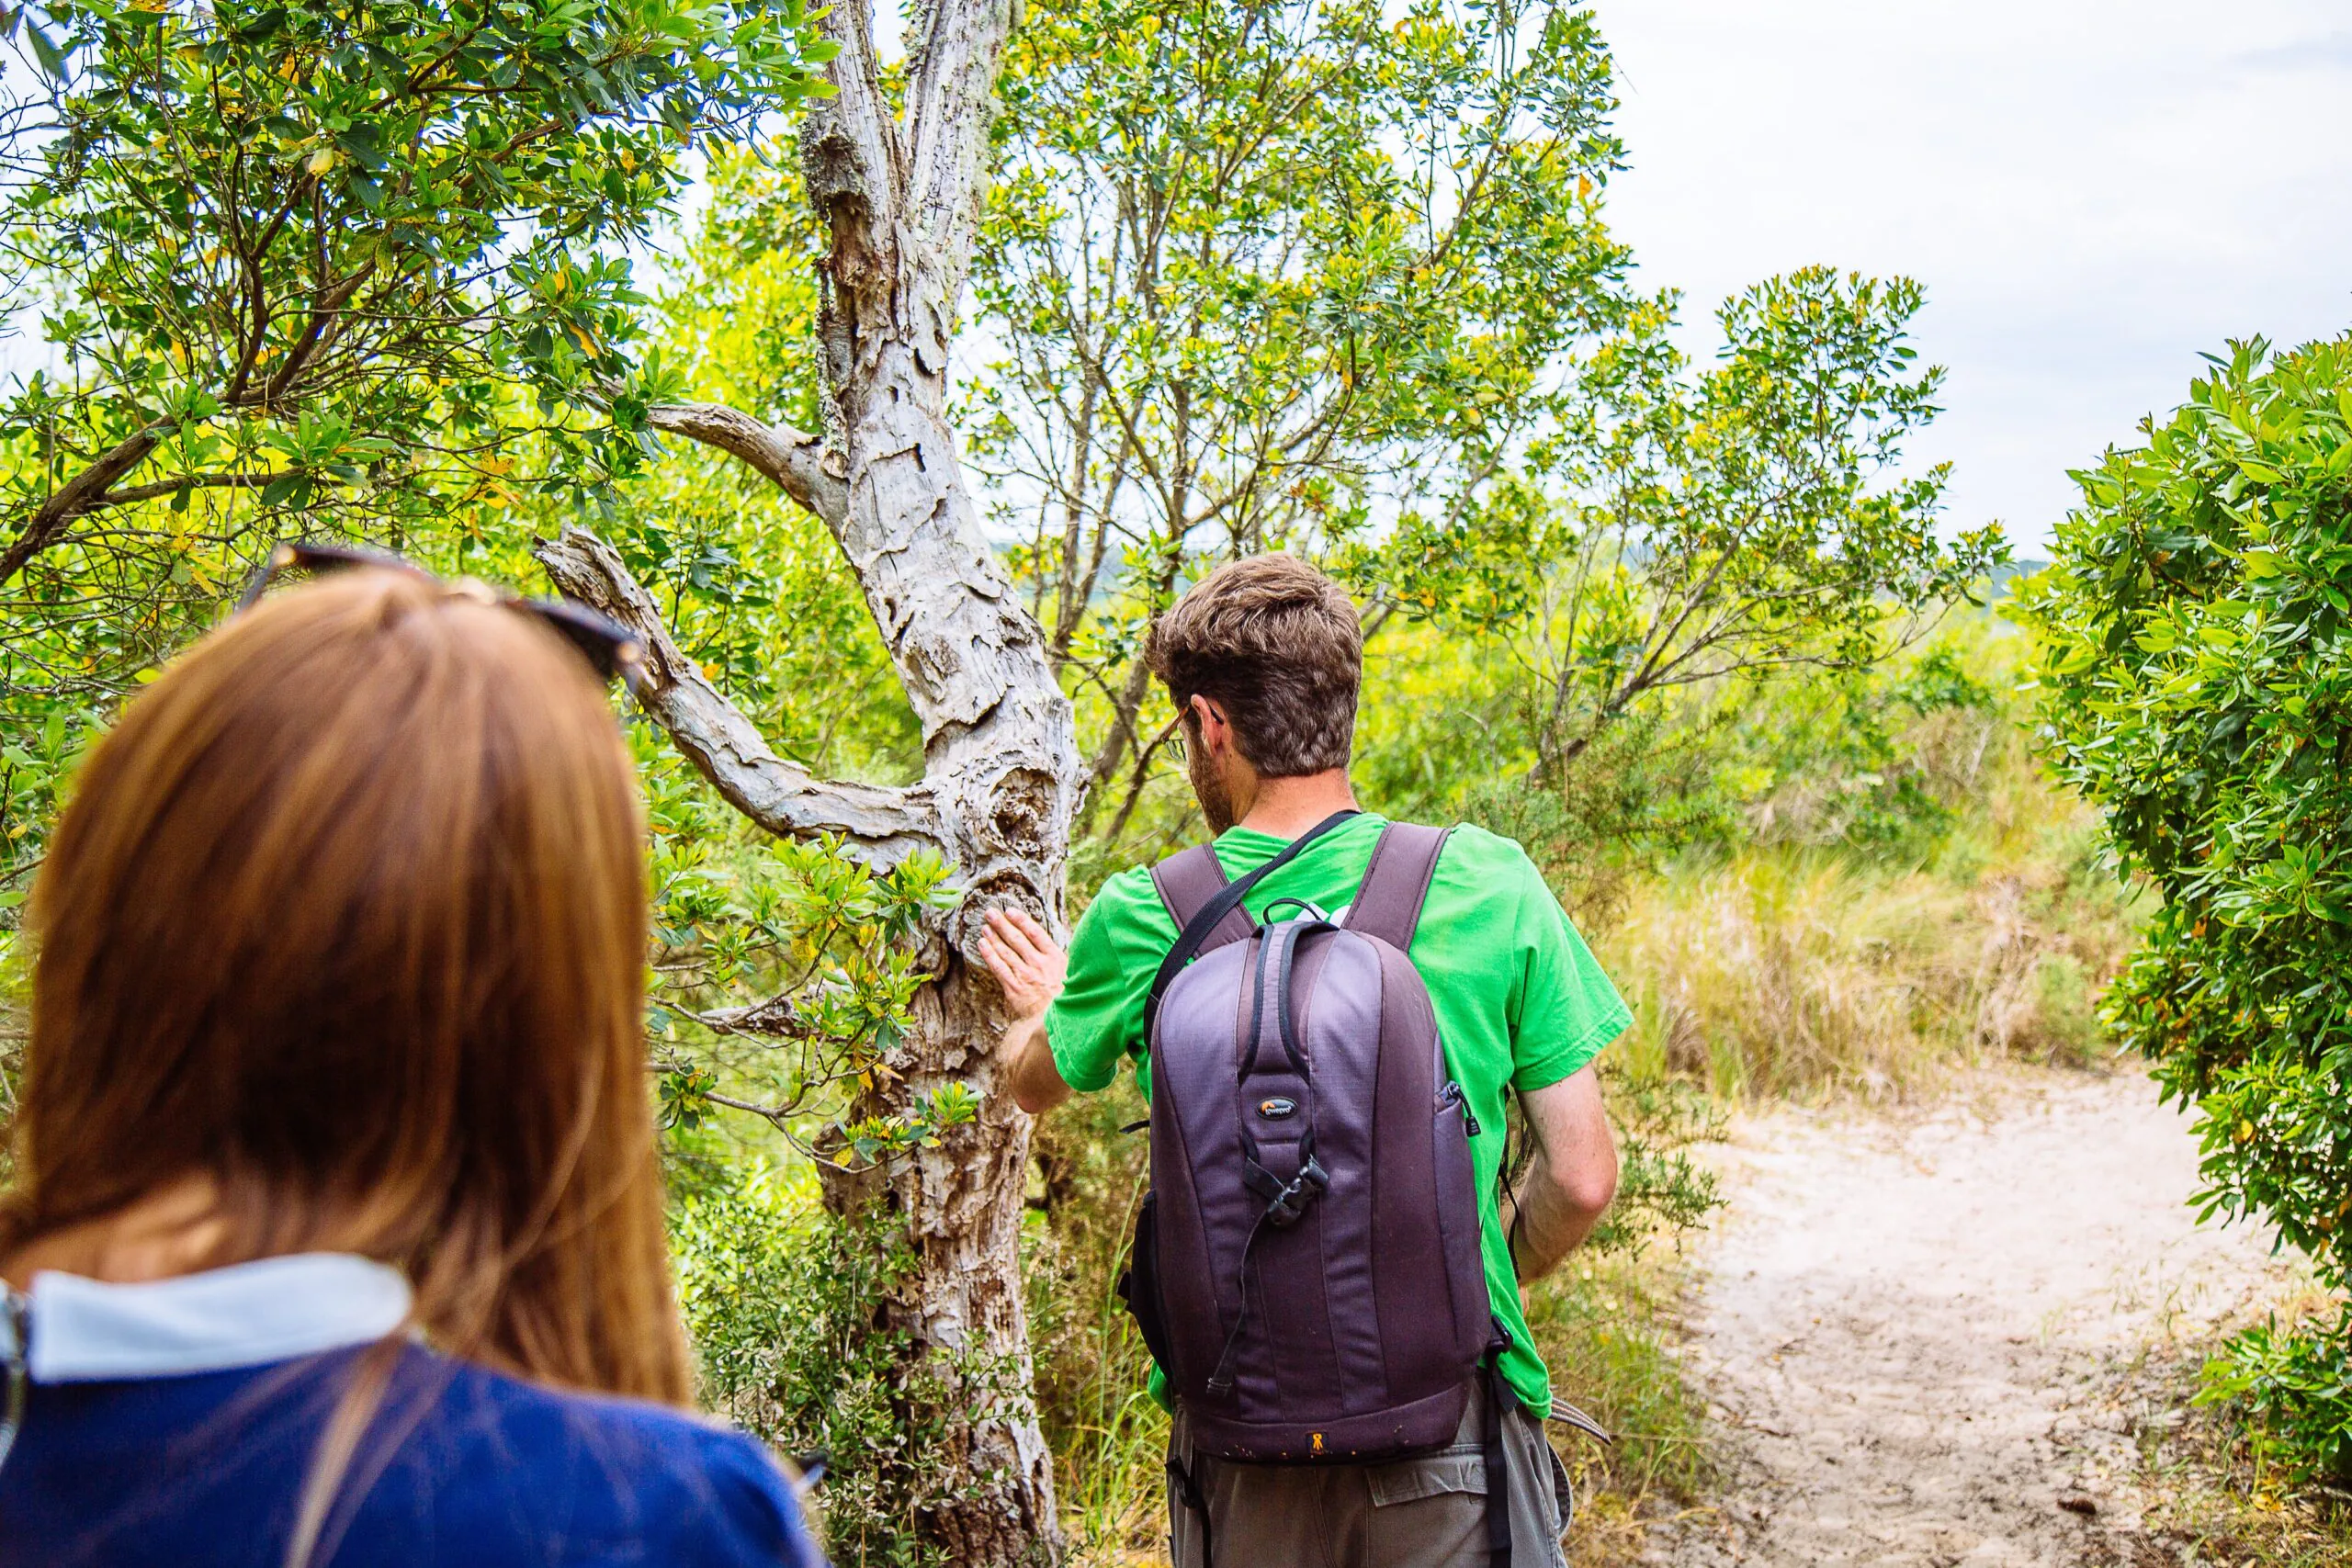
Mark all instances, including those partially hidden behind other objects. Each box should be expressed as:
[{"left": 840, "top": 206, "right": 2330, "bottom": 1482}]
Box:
[{"left": 25, "top": 20, "right": 67, "bottom": 77}]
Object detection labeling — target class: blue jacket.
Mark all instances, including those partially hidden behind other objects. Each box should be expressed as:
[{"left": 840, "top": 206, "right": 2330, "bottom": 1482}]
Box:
[{"left": 0, "top": 1257, "right": 823, "bottom": 1567}]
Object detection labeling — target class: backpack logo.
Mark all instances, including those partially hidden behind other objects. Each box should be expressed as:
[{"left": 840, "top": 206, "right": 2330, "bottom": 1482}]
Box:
[{"left": 1257, "top": 1097, "right": 1298, "bottom": 1120}]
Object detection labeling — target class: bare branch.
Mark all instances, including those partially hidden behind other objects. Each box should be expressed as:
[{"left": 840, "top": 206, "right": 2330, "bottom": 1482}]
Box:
[
  {"left": 905, "top": 0, "right": 1016, "bottom": 292},
  {"left": 696, "top": 993, "right": 811, "bottom": 1038},
  {"left": 0, "top": 421, "right": 172, "bottom": 588},
  {"left": 531, "top": 524, "right": 944, "bottom": 865},
  {"left": 646, "top": 401, "right": 847, "bottom": 531}
]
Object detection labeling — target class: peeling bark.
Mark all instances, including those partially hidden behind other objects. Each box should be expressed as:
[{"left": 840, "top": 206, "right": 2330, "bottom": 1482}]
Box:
[
  {"left": 533, "top": 527, "right": 944, "bottom": 865},
  {"left": 644, "top": 402, "right": 848, "bottom": 526},
  {"left": 539, "top": 3, "right": 1079, "bottom": 1559}
]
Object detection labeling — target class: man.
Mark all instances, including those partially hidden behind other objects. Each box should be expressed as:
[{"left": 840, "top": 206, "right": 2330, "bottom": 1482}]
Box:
[{"left": 980, "top": 554, "right": 1625, "bottom": 1567}]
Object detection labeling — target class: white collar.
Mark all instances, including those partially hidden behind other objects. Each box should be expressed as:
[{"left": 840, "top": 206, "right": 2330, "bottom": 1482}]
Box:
[{"left": 18, "top": 1253, "right": 413, "bottom": 1382}]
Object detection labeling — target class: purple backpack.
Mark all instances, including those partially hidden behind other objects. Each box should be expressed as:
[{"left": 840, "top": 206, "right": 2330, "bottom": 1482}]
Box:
[{"left": 1119, "top": 812, "right": 1516, "bottom": 1562}]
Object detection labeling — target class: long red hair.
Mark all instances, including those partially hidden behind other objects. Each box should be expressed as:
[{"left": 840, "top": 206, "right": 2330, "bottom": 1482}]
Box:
[{"left": 3, "top": 568, "right": 688, "bottom": 1403}]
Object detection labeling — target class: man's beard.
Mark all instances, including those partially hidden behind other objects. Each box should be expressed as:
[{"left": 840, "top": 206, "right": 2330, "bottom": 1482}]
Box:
[{"left": 1189, "top": 743, "right": 1238, "bottom": 835}]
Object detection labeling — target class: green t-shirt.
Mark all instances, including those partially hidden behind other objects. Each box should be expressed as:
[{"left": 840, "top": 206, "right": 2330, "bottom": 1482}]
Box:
[{"left": 1046, "top": 812, "right": 1630, "bottom": 1416}]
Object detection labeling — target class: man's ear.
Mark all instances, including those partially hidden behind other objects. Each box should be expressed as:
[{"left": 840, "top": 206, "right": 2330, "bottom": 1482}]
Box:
[{"left": 1190, "top": 694, "right": 1227, "bottom": 751}]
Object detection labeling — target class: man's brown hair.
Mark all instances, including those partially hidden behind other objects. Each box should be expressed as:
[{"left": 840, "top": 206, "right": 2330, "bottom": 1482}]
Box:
[{"left": 1147, "top": 554, "right": 1363, "bottom": 776}]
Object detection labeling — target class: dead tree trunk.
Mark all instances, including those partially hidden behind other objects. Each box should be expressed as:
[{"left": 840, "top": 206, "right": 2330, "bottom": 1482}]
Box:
[{"left": 536, "top": 1, "right": 1080, "bottom": 1560}]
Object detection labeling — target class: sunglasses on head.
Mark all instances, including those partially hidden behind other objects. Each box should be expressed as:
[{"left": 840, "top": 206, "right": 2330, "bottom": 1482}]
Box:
[{"left": 233, "top": 542, "right": 649, "bottom": 695}]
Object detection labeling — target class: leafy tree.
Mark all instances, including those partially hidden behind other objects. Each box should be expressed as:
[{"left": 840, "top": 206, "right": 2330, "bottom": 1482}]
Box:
[
  {"left": 963, "top": 0, "right": 2003, "bottom": 855},
  {"left": 2025, "top": 333, "right": 2352, "bottom": 1478},
  {"left": 1366, "top": 267, "right": 2007, "bottom": 788},
  {"left": 532, "top": 0, "right": 1091, "bottom": 1554},
  {"left": 0, "top": 0, "right": 835, "bottom": 745},
  {"left": 968, "top": 0, "right": 1633, "bottom": 835}
]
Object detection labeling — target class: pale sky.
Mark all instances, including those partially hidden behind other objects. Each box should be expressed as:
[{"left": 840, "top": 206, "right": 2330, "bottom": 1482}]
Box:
[{"left": 1598, "top": 0, "right": 2352, "bottom": 556}]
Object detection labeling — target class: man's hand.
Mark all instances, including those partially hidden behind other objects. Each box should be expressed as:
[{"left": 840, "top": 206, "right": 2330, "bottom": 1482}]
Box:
[
  {"left": 979, "top": 908, "right": 1074, "bottom": 1114},
  {"left": 979, "top": 908, "right": 1066, "bottom": 1020}
]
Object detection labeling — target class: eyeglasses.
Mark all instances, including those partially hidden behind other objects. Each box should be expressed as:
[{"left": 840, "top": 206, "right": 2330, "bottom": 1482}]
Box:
[
  {"left": 233, "top": 542, "right": 648, "bottom": 695},
  {"left": 1170, "top": 705, "right": 1213, "bottom": 763}
]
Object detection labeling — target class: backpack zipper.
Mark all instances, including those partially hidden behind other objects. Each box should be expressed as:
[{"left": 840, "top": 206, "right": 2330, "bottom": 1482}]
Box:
[{"left": 1439, "top": 1079, "right": 1481, "bottom": 1137}]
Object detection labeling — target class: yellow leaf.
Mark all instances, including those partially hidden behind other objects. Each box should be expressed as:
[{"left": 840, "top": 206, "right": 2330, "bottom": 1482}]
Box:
[{"left": 307, "top": 148, "right": 335, "bottom": 175}]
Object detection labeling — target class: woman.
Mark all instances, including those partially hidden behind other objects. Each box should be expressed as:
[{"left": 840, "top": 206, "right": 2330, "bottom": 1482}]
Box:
[{"left": 0, "top": 561, "right": 824, "bottom": 1567}]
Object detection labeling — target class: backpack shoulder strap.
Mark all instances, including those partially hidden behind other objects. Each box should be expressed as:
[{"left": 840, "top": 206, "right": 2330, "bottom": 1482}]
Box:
[
  {"left": 1149, "top": 844, "right": 1254, "bottom": 956},
  {"left": 1346, "top": 822, "right": 1452, "bottom": 952},
  {"left": 1142, "top": 809, "right": 1362, "bottom": 1043}
]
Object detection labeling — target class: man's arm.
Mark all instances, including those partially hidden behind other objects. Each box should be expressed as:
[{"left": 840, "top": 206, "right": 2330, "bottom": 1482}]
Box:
[
  {"left": 1505, "top": 1064, "right": 1618, "bottom": 1282},
  {"left": 979, "top": 908, "right": 1073, "bottom": 1114}
]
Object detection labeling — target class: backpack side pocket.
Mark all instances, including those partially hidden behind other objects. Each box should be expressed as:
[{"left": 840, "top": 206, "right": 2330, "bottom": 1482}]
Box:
[{"left": 1118, "top": 1190, "right": 1176, "bottom": 1374}]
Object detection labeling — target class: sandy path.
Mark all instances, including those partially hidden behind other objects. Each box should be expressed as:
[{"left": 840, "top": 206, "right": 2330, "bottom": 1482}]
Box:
[{"left": 1641, "top": 1067, "right": 2302, "bottom": 1567}]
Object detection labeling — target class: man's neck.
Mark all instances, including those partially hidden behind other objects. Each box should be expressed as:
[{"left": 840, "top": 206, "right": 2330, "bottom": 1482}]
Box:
[{"left": 1235, "top": 769, "right": 1360, "bottom": 840}]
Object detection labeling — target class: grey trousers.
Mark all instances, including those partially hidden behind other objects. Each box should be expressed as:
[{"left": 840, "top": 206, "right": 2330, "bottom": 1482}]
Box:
[{"left": 1166, "top": 1382, "right": 1574, "bottom": 1568}]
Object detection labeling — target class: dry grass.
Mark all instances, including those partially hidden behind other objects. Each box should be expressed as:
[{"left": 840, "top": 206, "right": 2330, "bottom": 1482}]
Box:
[
  {"left": 1598, "top": 742, "right": 2142, "bottom": 1106},
  {"left": 1531, "top": 1248, "right": 1714, "bottom": 1566},
  {"left": 1022, "top": 1079, "right": 1170, "bottom": 1568}
]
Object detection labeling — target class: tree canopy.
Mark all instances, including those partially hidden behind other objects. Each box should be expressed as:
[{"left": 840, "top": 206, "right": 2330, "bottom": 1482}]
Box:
[
  {"left": 0, "top": 0, "right": 834, "bottom": 715},
  {"left": 971, "top": 0, "right": 1634, "bottom": 831},
  {"left": 1374, "top": 265, "right": 2006, "bottom": 784}
]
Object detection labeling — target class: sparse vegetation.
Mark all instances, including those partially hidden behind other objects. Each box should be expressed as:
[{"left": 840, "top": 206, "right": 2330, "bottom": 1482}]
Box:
[{"left": 2082, "top": 1291, "right": 2352, "bottom": 1567}]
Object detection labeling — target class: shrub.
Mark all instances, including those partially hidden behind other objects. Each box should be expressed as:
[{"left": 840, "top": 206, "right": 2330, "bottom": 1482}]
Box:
[
  {"left": 2024, "top": 333, "right": 2352, "bottom": 1479},
  {"left": 2196, "top": 1304, "right": 2352, "bottom": 1483},
  {"left": 1020, "top": 1082, "right": 1165, "bottom": 1562},
  {"left": 673, "top": 1164, "right": 1020, "bottom": 1567}
]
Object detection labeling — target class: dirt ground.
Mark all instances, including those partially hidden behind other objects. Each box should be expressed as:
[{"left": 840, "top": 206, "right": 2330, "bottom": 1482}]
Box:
[{"left": 1640, "top": 1066, "right": 2308, "bottom": 1568}]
